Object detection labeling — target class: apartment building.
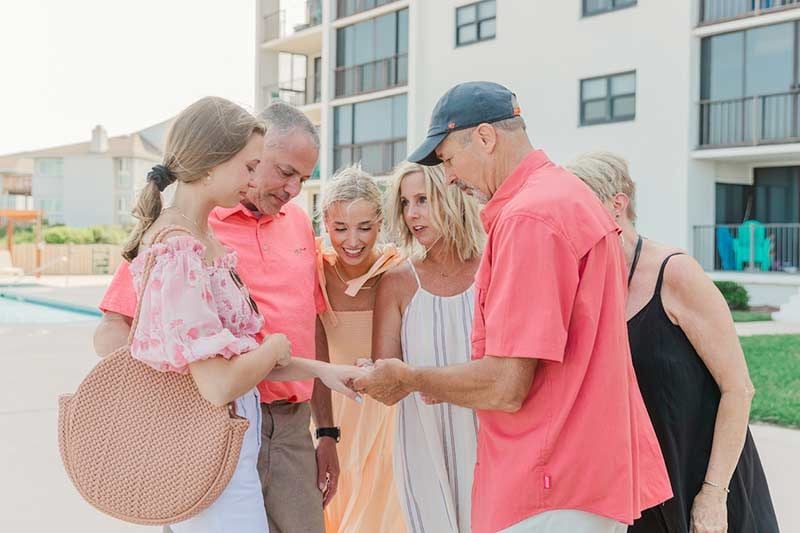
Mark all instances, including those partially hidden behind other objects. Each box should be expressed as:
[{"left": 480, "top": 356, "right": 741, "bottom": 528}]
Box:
[
  {"left": 256, "top": 0, "right": 800, "bottom": 304},
  {"left": 0, "top": 121, "right": 170, "bottom": 227}
]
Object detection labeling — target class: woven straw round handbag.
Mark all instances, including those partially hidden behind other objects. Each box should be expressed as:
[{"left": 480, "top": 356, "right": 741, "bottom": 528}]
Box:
[{"left": 57, "top": 226, "right": 249, "bottom": 525}]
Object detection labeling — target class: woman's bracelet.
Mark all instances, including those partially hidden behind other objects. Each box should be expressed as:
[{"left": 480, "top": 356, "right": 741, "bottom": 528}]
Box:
[{"left": 703, "top": 479, "right": 730, "bottom": 493}]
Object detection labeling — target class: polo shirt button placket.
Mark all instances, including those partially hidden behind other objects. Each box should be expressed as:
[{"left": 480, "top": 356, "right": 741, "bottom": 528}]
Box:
[{"left": 258, "top": 223, "right": 269, "bottom": 256}]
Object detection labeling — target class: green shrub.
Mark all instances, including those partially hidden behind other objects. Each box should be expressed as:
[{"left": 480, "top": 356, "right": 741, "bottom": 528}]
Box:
[
  {"left": 714, "top": 281, "right": 750, "bottom": 310},
  {"left": 2, "top": 224, "right": 130, "bottom": 245},
  {"left": 44, "top": 226, "right": 94, "bottom": 244},
  {"left": 90, "top": 225, "right": 129, "bottom": 244}
]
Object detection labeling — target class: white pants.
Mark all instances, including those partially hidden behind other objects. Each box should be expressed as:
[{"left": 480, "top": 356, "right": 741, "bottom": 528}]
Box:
[
  {"left": 171, "top": 389, "right": 268, "bottom": 533},
  {"left": 499, "top": 510, "right": 627, "bottom": 533}
]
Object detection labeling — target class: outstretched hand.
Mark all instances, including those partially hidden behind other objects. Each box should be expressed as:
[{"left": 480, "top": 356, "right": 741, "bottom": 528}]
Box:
[
  {"left": 352, "top": 358, "right": 414, "bottom": 406},
  {"left": 319, "top": 364, "right": 368, "bottom": 403}
]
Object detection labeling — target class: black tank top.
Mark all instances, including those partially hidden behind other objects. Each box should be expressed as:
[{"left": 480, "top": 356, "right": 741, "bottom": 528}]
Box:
[{"left": 627, "top": 253, "right": 779, "bottom": 533}]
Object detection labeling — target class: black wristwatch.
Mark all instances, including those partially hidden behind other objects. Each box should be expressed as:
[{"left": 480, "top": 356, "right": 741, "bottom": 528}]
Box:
[{"left": 315, "top": 426, "right": 341, "bottom": 443}]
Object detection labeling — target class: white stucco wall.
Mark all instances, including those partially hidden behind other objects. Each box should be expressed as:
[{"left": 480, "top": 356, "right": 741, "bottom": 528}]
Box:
[
  {"left": 61, "top": 155, "right": 115, "bottom": 227},
  {"left": 411, "top": 0, "right": 696, "bottom": 248}
]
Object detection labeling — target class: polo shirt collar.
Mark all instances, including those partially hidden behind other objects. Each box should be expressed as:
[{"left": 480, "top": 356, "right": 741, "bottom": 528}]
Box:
[
  {"left": 480, "top": 149, "right": 551, "bottom": 232},
  {"left": 214, "top": 202, "right": 287, "bottom": 222}
]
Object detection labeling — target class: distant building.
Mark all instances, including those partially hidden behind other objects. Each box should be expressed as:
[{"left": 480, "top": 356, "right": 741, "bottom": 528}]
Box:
[{"left": 0, "top": 119, "right": 171, "bottom": 226}]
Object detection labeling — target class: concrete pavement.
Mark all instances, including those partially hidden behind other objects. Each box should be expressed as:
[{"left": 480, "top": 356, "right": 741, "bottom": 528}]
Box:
[{"left": 0, "top": 278, "right": 797, "bottom": 531}]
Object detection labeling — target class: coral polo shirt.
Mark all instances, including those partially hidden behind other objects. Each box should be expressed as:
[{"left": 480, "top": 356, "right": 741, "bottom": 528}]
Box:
[
  {"left": 99, "top": 201, "right": 325, "bottom": 404},
  {"left": 470, "top": 150, "right": 671, "bottom": 532}
]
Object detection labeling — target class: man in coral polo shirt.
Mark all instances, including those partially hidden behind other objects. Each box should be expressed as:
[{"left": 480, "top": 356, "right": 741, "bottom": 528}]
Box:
[
  {"left": 354, "top": 82, "right": 672, "bottom": 532},
  {"left": 94, "top": 102, "right": 338, "bottom": 533}
]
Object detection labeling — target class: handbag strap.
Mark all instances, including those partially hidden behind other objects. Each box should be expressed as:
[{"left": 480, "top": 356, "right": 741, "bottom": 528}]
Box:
[{"left": 126, "top": 225, "right": 195, "bottom": 346}]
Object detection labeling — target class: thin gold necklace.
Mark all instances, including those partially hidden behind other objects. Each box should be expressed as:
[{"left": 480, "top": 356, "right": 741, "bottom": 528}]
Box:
[
  {"left": 164, "top": 206, "right": 216, "bottom": 241},
  {"left": 333, "top": 262, "right": 378, "bottom": 290},
  {"left": 425, "top": 257, "right": 467, "bottom": 278}
]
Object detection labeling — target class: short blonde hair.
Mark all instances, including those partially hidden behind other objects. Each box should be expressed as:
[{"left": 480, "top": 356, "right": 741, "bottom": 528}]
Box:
[
  {"left": 318, "top": 164, "right": 382, "bottom": 224},
  {"left": 384, "top": 161, "right": 484, "bottom": 261},
  {"left": 567, "top": 151, "right": 637, "bottom": 221}
]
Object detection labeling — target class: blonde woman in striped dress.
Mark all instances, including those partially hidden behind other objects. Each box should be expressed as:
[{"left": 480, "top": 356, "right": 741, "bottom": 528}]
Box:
[{"left": 372, "top": 162, "right": 485, "bottom": 533}]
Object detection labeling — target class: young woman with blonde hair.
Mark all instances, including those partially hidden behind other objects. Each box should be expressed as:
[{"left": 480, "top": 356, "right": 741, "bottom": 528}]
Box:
[
  {"left": 372, "top": 162, "right": 484, "bottom": 533},
  {"left": 314, "top": 164, "right": 407, "bottom": 533}
]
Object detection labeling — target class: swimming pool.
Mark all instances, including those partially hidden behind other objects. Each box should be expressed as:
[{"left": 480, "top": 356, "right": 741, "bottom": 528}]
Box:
[{"left": 0, "top": 294, "right": 100, "bottom": 324}]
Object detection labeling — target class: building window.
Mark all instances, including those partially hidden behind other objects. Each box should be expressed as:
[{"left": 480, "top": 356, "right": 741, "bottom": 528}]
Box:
[
  {"left": 114, "top": 158, "right": 132, "bottom": 188},
  {"left": 115, "top": 174, "right": 132, "bottom": 188},
  {"left": 313, "top": 57, "right": 322, "bottom": 103},
  {"left": 35, "top": 158, "right": 63, "bottom": 177},
  {"left": 116, "top": 195, "right": 130, "bottom": 213},
  {"left": 456, "top": 0, "right": 496, "bottom": 47},
  {"left": 337, "top": 0, "right": 397, "bottom": 19},
  {"left": 114, "top": 157, "right": 130, "bottom": 174},
  {"left": 583, "top": 0, "right": 637, "bottom": 17},
  {"left": 699, "top": 21, "right": 799, "bottom": 147},
  {"left": 334, "top": 93, "right": 407, "bottom": 176},
  {"left": 580, "top": 71, "right": 636, "bottom": 126},
  {"left": 264, "top": 53, "right": 308, "bottom": 107},
  {"left": 335, "top": 8, "right": 408, "bottom": 98},
  {"left": 700, "top": 0, "right": 800, "bottom": 25},
  {"left": 38, "top": 198, "right": 63, "bottom": 214},
  {"left": 312, "top": 193, "right": 321, "bottom": 235}
]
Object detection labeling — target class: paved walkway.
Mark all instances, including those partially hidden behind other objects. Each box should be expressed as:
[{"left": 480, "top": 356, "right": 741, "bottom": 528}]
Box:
[
  {"left": 0, "top": 320, "right": 157, "bottom": 532},
  {"left": 0, "top": 280, "right": 797, "bottom": 531},
  {"left": 736, "top": 320, "right": 800, "bottom": 336}
]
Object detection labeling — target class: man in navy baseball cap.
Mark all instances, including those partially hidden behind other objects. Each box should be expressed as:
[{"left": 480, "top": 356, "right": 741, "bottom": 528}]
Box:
[
  {"left": 355, "top": 81, "right": 672, "bottom": 533},
  {"left": 407, "top": 81, "right": 528, "bottom": 204},
  {"left": 408, "top": 81, "right": 522, "bottom": 166}
]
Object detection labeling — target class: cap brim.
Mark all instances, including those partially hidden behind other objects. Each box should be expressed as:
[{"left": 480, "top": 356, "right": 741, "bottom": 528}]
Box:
[{"left": 407, "top": 131, "right": 448, "bottom": 166}]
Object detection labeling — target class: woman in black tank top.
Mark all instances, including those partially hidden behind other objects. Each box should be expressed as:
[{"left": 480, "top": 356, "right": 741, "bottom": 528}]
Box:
[{"left": 569, "top": 153, "right": 778, "bottom": 533}]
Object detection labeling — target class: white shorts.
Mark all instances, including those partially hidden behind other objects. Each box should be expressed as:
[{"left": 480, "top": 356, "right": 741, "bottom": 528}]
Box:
[
  {"left": 171, "top": 389, "right": 268, "bottom": 533},
  {"left": 499, "top": 509, "right": 627, "bottom": 533}
]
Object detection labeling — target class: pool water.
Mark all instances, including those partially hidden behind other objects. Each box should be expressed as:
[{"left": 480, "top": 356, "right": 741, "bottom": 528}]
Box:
[{"left": 0, "top": 296, "right": 99, "bottom": 324}]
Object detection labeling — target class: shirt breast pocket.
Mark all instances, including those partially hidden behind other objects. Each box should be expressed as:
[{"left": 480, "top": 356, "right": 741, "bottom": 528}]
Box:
[
  {"left": 471, "top": 285, "right": 488, "bottom": 352},
  {"left": 471, "top": 261, "right": 491, "bottom": 350}
]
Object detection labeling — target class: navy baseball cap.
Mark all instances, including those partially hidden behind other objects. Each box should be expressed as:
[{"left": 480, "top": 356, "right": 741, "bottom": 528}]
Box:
[{"left": 408, "top": 81, "right": 521, "bottom": 166}]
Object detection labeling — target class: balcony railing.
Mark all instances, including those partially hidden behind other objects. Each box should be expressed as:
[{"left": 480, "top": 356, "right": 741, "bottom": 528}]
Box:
[
  {"left": 698, "top": 91, "right": 800, "bottom": 148},
  {"left": 700, "top": 0, "right": 799, "bottom": 24},
  {"left": 334, "top": 54, "right": 408, "bottom": 99},
  {"left": 337, "top": 0, "right": 397, "bottom": 19},
  {"left": 263, "top": 0, "right": 322, "bottom": 42},
  {"left": 263, "top": 81, "right": 308, "bottom": 107},
  {"left": 693, "top": 223, "right": 800, "bottom": 273},
  {"left": 334, "top": 139, "right": 406, "bottom": 176},
  {"left": 0, "top": 194, "right": 34, "bottom": 211},
  {"left": 1, "top": 175, "right": 32, "bottom": 196}
]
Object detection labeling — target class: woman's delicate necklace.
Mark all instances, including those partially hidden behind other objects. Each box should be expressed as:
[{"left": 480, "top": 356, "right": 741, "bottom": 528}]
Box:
[
  {"left": 333, "top": 262, "right": 378, "bottom": 290},
  {"left": 164, "top": 206, "right": 216, "bottom": 241},
  {"left": 426, "top": 257, "right": 465, "bottom": 278}
]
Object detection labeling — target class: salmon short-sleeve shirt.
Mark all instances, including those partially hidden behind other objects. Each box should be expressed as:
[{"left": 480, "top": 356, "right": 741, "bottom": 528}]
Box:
[
  {"left": 470, "top": 151, "right": 671, "bottom": 533},
  {"left": 99, "top": 202, "right": 326, "bottom": 403}
]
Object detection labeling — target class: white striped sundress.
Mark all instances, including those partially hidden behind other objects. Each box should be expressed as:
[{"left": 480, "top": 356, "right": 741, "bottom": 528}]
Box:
[{"left": 393, "top": 260, "right": 478, "bottom": 533}]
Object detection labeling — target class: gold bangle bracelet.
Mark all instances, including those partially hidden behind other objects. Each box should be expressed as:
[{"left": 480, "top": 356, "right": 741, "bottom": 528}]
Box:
[{"left": 703, "top": 479, "right": 730, "bottom": 493}]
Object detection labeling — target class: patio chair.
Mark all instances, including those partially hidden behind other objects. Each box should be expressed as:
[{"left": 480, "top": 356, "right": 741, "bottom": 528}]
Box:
[
  {"left": 0, "top": 249, "right": 24, "bottom": 278},
  {"left": 715, "top": 227, "right": 737, "bottom": 271},
  {"left": 733, "top": 220, "right": 772, "bottom": 271}
]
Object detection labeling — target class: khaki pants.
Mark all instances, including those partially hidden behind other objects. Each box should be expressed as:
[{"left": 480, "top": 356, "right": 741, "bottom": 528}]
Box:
[{"left": 258, "top": 401, "right": 324, "bottom": 533}]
